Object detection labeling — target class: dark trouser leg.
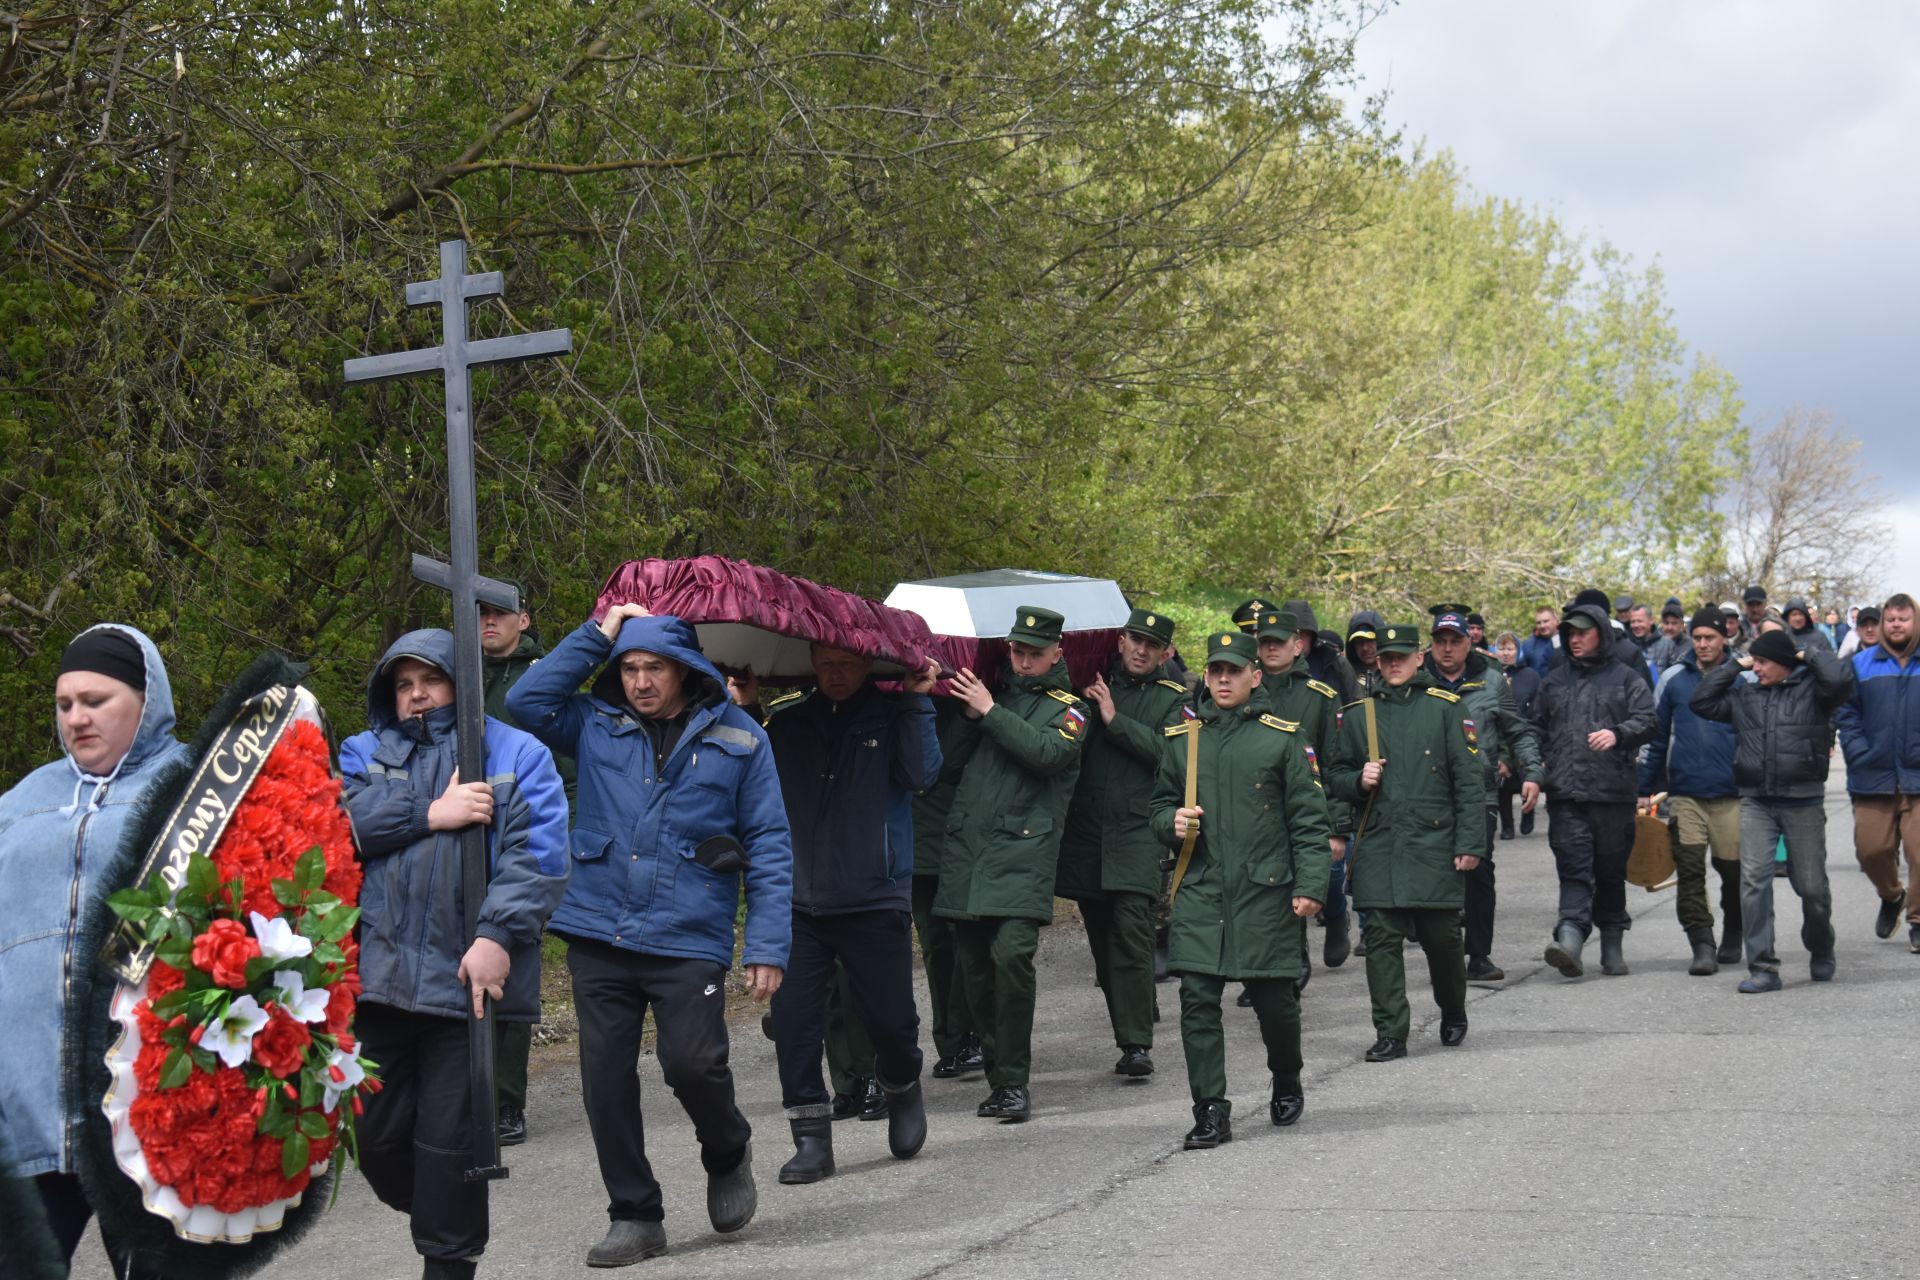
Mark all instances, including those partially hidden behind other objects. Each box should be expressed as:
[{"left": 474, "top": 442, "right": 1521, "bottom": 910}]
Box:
[
  {"left": 357, "top": 1000, "right": 422, "bottom": 1214},
  {"left": 1177, "top": 971, "right": 1229, "bottom": 1111},
  {"left": 1243, "top": 977, "right": 1302, "bottom": 1093},
  {"left": 495, "top": 1017, "right": 532, "bottom": 1112},
  {"left": 1464, "top": 804, "right": 1497, "bottom": 958},
  {"left": 1413, "top": 907, "right": 1468, "bottom": 1019},
  {"left": 1102, "top": 891, "right": 1156, "bottom": 1049},
  {"left": 1078, "top": 895, "right": 1118, "bottom": 1035},
  {"left": 1739, "top": 800, "right": 1783, "bottom": 972},
  {"left": 949, "top": 919, "right": 1001, "bottom": 1081},
  {"left": 356, "top": 1003, "right": 488, "bottom": 1260},
  {"left": 1715, "top": 855, "right": 1743, "bottom": 936},
  {"left": 646, "top": 956, "right": 753, "bottom": 1177},
  {"left": 1672, "top": 841, "right": 1712, "bottom": 937},
  {"left": 983, "top": 917, "right": 1041, "bottom": 1087},
  {"left": 28, "top": 1173, "right": 164, "bottom": 1280},
  {"left": 824, "top": 960, "right": 874, "bottom": 1097},
  {"left": 567, "top": 939, "right": 666, "bottom": 1221},
  {"left": 1591, "top": 802, "right": 1636, "bottom": 933},
  {"left": 1778, "top": 803, "right": 1836, "bottom": 959},
  {"left": 1324, "top": 843, "right": 1349, "bottom": 920},
  {"left": 1548, "top": 801, "right": 1598, "bottom": 936},
  {"left": 834, "top": 909, "right": 926, "bottom": 1090},
  {"left": 1363, "top": 909, "right": 1414, "bottom": 1039},
  {"left": 1498, "top": 775, "right": 1520, "bottom": 835},
  {"left": 770, "top": 912, "right": 838, "bottom": 1118},
  {"left": 32, "top": 1172, "right": 91, "bottom": 1267},
  {"left": 913, "top": 877, "right": 967, "bottom": 1058}
]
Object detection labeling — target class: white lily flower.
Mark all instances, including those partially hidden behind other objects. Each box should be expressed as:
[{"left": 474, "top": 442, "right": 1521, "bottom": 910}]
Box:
[
  {"left": 269, "top": 969, "right": 331, "bottom": 1024},
  {"left": 321, "top": 1047, "right": 366, "bottom": 1113},
  {"left": 249, "top": 910, "right": 313, "bottom": 964},
  {"left": 201, "top": 995, "right": 269, "bottom": 1069}
]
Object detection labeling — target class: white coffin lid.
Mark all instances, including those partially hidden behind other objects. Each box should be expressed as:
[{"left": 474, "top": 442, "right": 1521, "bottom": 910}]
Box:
[{"left": 883, "top": 570, "right": 1130, "bottom": 639}]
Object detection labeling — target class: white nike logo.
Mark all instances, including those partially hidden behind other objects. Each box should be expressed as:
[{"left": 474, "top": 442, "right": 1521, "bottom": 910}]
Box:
[{"left": 703, "top": 984, "right": 720, "bottom": 996}]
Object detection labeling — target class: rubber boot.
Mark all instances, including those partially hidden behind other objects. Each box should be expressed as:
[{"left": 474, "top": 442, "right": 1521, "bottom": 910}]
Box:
[
  {"left": 1687, "top": 928, "right": 1718, "bottom": 976},
  {"left": 1323, "top": 914, "right": 1351, "bottom": 968},
  {"left": 1544, "top": 922, "right": 1585, "bottom": 978},
  {"left": 1598, "top": 928, "right": 1628, "bottom": 976},
  {"left": 884, "top": 1079, "right": 927, "bottom": 1160},
  {"left": 779, "top": 1120, "right": 834, "bottom": 1185}
]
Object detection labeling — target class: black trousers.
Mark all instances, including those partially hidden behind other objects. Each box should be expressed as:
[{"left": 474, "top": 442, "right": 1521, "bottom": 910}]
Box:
[
  {"left": 25, "top": 1172, "right": 161, "bottom": 1278},
  {"left": 1465, "top": 804, "right": 1498, "bottom": 959},
  {"left": 1547, "top": 799, "right": 1636, "bottom": 937},
  {"left": 770, "top": 908, "right": 923, "bottom": 1117},
  {"left": 356, "top": 1001, "right": 490, "bottom": 1262},
  {"left": 566, "top": 938, "right": 752, "bottom": 1223}
]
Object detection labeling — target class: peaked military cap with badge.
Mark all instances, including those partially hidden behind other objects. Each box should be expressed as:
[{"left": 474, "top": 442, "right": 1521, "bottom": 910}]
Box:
[
  {"left": 1230, "top": 597, "right": 1279, "bottom": 633},
  {"left": 1206, "top": 630, "right": 1259, "bottom": 668},
  {"left": 1254, "top": 610, "right": 1300, "bottom": 641},
  {"left": 1124, "top": 607, "right": 1175, "bottom": 646},
  {"left": 1376, "top": 624, "right": 1424, "bottom": 655},
  {"left": 1008, "top": 605, "right": 1066, "bottom": 647}
]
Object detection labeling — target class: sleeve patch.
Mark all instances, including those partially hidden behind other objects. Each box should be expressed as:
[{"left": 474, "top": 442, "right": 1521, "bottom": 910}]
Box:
[
  {"left": 1462, "top": 717, "right": 1479, "bottom": 753},
  {"left": 1059, "top": 705, "right": 1088, "bottom": 739},
  {"left": 1302, "top": 744, "right": 1322, "bottom": 779}
]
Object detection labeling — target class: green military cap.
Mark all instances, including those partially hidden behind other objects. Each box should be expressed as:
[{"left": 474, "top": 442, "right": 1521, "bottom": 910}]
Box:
[
  {"left": 1123, "top": 607, "right": 1175, "bottom": 645},
  {"left": 1205, "top": 630, "right": 1258, "bottom": 668},
  {"left": 1008, "top": 605, "right": 1066, "bottom": 647},
  {"left": 1230, "top": 596, "right": 1278, "bottom": 632},
  {"left": 1254, "top": 609, "right": 1299, "bottom": 640},
  {"left": 1376, "top": 623, "right": 1424, "bottom": 655},
  {"left": 1427, "top": 602, "right": 1473, "bottom": 619}
]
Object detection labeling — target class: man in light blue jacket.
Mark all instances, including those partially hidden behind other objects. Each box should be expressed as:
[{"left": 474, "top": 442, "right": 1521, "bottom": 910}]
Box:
[
  {"left": 507, "top": 603, "right": 793, "bottom": 1269},
  {"left": 0, "top": 625, "right": 187, "bottom": 1275}
]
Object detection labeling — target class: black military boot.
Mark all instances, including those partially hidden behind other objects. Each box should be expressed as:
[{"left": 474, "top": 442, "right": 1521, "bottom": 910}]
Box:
[
  {"left": 884, "top": 1079, "right": 928, "bottom": 1159},
  {"left": 1598, "top": 928, "right": 1629, "bottom": 976},
  {"left": 857, "top": 1076, "right": 889, "bottom": 1121},
  {"left": 1183, "top": 1102, "right": 1231, "bottom": 1149},
  {"left": 1270, "top": 1083, "right": 1305, "bottom": 1127},
  {"left": 953, "top": 1032, "right": 986, "bottom": 1076},
  {"left": 1544, "top": 923, "right": 1585, "bottom": 978},
  {"left": 496, "top": 1104, "right": 526, "bottom": 1147},
  {"left": 1323, "top": 914, "right": 1351, "bottom": 968},
  {"left": 1687, "top": 929, "right": 1719, "bottom": 976},
  {"left": 423, "top": 1260, "right": 478, "bottom": 1280},
  {"left": 1114, "top": 1045, "right": 1154, "bottom": 1077},
  {"left": 778, "top": 1118, "right": 835, "bottom": 1184}
]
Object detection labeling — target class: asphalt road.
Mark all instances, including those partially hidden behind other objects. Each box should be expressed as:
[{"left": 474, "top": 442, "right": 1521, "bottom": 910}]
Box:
[{"left": 78, "top": 769, "right": 1920, "bottom": 1279}]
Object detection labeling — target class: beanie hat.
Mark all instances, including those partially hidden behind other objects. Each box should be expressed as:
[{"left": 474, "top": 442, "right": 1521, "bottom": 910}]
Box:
[
  {"left": 59, "top": 627, "right": 147, "bottom": 693},
  {"left": 1749, "top": 629, "right": 1800, "bottom": 667},
  {"left": 1687, "top": 608, "right": 1726, "bottom": 635}
]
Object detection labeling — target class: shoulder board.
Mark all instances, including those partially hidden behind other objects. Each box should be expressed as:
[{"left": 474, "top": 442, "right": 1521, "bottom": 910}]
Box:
[
  {"left": 1163, "top": 721, "right": 1196, "bottom": 737},
  {"left": 1258, "top": 713, "right": 1299, "bottom": 733},
  {"left": 1305, "top": 679, "right": 1337, "bottom": 699},
  {"left": 1426, "top": 688, "right": 1461, "bottom": 703},
  {"left": 1157, "top": 679, "right": 1187, "bottom": 693},
  {"left": 1045, "top": 689, "right": 1083, "bottom": 706},
  {"left": 1459, "top": 680, "right": 1485, "bottom": 692},
  {"left": 765, "top": 689, "right": 807, "bottom": 710}
]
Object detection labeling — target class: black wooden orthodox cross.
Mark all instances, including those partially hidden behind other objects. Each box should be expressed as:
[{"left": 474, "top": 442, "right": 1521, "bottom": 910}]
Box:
[{"left": 343, "top": 239, "right": 570, "bottom": 1181}]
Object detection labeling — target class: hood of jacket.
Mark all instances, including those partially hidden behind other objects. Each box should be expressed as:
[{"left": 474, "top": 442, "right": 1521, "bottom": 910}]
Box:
[
  {"left": 589, "top": 615, "right": 727, "bottom": 715},
  {"left": 365, "top": 628, "right": 461, "bottom": 734},
  {"left": 1559, "top": 604, "right": 1617, "bottom": 666},
  {"left": 57, "top": 623, "right": 180, "bottom": 779},
  {"left": 1281, "top": 599, "right": 1320, "bottom": 634}
]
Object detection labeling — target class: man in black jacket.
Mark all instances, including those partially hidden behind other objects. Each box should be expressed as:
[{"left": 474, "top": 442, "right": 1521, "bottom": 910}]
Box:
[
  {"left": 1692, "top": 631, "right": 1855, "bottom": 992},
  {"left": 763, "top": 647, "right": 943, "bottom": 1182},
  {"left": 1536, "top": 602, "right": 1657, "bottom": 979}
]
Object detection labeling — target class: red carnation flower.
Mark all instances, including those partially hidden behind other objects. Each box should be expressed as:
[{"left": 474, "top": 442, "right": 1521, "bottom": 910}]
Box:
[
  {"left": 251, "top": 1008, "right": 312, "bottom": 1079},
  {"left": 191, "top": 918, "right": 259, "bottom": 989}
]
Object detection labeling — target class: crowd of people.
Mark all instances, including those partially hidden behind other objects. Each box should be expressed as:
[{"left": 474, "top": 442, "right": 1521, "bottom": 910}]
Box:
[{"left": 3, "top": 577, "right": 1917, "bottom": 1278}]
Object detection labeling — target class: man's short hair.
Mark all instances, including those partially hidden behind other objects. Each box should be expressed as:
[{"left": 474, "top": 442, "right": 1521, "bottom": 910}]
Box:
[{"left": 1883, "top": 593, "right": 1915, "bottom": 615}]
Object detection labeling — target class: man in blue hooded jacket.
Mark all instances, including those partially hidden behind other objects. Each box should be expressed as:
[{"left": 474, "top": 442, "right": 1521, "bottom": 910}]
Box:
[
  {"left": 507, "top": 602, "right": 794, "bottom": 1268},
  {"left": 339, "top": 628, "right": 570, "bottom": 1280},
  {"left": 0, "top": 625, "right": 187, "bottom": 1277}
]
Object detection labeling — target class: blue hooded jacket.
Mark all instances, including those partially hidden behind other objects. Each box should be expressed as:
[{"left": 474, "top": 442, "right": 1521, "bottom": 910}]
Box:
[
  {"left": 0, "top": 625, "right": 188, "bottom": 1176},
  {"left": 1639, "top": 647, "right": 1738, "bottom": 799},
  {"left": 1834, "top": 641, "right": 1920, "bottom": 796},
  {"left": 505, "top": 617, "right": 793, "bottom": 970},
  {"left": 338, "top": 629, "right": 570, "bottom": 1022}
]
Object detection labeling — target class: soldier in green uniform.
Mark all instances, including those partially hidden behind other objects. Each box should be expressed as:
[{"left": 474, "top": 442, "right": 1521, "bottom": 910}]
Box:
[
  {"left": 1150, "top": 632, "right": 1332, "bottom": 1150},
  {"left": 913, "top": 699, "right": 984, "bottom": 1080},
  {"left": 936, "top": 606, "right": 1089, "bottom": 1123},
  {"left": 1057, "top": 608, "right": 1191, "bottom": 1079},
  {"left": 1327, "top": 624, "right": 1485, "bottom": 1062}
]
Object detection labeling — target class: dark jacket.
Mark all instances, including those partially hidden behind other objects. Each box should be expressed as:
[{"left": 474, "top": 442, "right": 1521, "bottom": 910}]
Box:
[
  {"left": 1535, "top": 605, "right": 1657, "bottom": 802},
  {"left": 484, "top": 631, "right": 576, "bottom": 795},
  {"left": 1501, "top": 661, "right": 1542, "bottom": 726},
  {"left": 763, "top": 681, "right": 941, "bottom": 915},
  {"left": 1518, "top": 633, "right": 1556, "bottom": 678},
  {"left": 1423, "top": 650, "right": 1543, "bottom": 799},
  {"left": 1784, "top": 598, "right": 1834, "bottom": 655},
  {"left": 1283, "top": 600, "right": 1358, "bottom": 702},
  {"left": 1834, "top": 641, "right": 1920, "bottom": 796},
  {"left": 911, "top": 700, "right": 966, "bottom": 878},
  {"left": 340, "top": 629, "right": 570, "bottom": 1022},
  {"left": 1057, "top": 659, "right": 1190, "bottom": 898},
  {"left": 1691, "top": 650, "right": 1855, "bottom": 800},
  {"left": 1638, "top": 649, "right": 1738, "bottom": 799},
  {"left": 505, "top": 617, "right": 794, "bottom": 969}
]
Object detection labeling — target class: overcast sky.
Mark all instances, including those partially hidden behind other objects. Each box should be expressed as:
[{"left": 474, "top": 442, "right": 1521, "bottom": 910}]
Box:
[{"left": 1343, "top": 1, "right": 1917, "bottom": 599}]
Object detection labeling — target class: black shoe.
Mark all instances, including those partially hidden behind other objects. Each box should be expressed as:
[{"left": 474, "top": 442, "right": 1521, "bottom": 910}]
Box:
[
  {"left": 1909, "top": 922, "right": 1920, "bottom": 954},
  {"left": 1498, "top": 825, "right": 1515, "bottom": 841},
  {"left": 1520, "top": 811, "right": 1535, "bottom": 836},
  {"left": 1439, "top": 1017, "right": 1467, "bottom": 1048},
  {"left": 1465, "top": 956, "right": 1504, "bottom": 983},
  {"left": 931, "top": 1053, "right": 963, "bottom": 1079},
  {"left": 1323, "top": 915, "right": 1351, "bottom": 968},
  {"left": 953, "top": 1033, "right": 986, "bottom": 1075},
  {"left": 1544, "top": 923, "right": 1585, "bottom": 978},
  {"left": 497, "top": 1104, "right": 527, "bottom": 1147},
  {"left": 1876, "top": 894, "right": 1904, "bottom": 939},
  {"left": 778, "top": 1119, "right": 835, "bottom": 1184},
  {"left": 995, "top": 1085, "right": 1031, "bottom": 1123},
  {"left": 760, "top": 1012, "right": 775, "bottom": 1041},
  {"left": 1364, "top": 1037, "right": 1407, "bottom": 1062},
  {"left": 830, "top": 1091, "right": 858, "bottom": 1120},
  {"left": 1235, "top": 987, "right": 1255, "bottom": 1008},
  {"left": 885, "top": 1080, "right": 928, "bottom": 1159},
  {"left": 1114, "top": 1046, "right": 1154, "bottom": 1077},
  {"left": 1352, "top": 934, "right": 1368, "bottom": 958},
  {"left": 1717, "top": 927, "right": 1743, "bottom": 967},
  {"left": 706, "top": 1144, "right": 756, "bottom": 1234},
  {"left": 977, "top": 1086, "right": 1012, "bottom": 1118},
  {"left": 1810, "top": 953, "right": 1837, "bottom": 983},
  {"left": 586, "top": 1219, "right": 668, "bottom": 1268},
  {"left": 1183, "top": 1102, "right": 1231, "bottom": 1149},
  {"left": 1688, "top": 936, "right": 1719, "bottom": 976},
  {"left": 1269, "top": 1092, "right": 1305, "bottom": 1127},
  {"left": 423, "top": 1260, "right": 478, "bottom": 1280},
  {"left": 857, "top": 1076, "right": 889, "bottom": 1121},
  {"left": 1598, "top": 928, "right": 1628, "bottom": 976}
]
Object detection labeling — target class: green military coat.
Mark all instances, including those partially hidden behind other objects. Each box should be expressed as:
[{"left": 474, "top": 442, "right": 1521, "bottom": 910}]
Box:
[
  {"left": 934, "top": 661, "right": 1088, "bottom": 922},
  {"left": 1326, "top": 671, "right": 1484, "bottom": 911},
  {"left": 1262, "top": 661, "right": 1352, "bottom": 834},
  {"left": 483, "top": 632, "right": 576, "bottom": 795},
  {"left": 1056, "top": 660, "right": 1191, "bottom": 899},
  {"left": 1423, "top": 651, "right": 1543, "bottom": 801},
  {"left": 1147, "top": 700, "right": 1333, "bottom": 979}
]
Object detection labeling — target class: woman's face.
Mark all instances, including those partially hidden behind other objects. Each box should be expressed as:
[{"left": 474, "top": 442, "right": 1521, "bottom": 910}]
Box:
[{"left": 56, "top": 671, "right": 145, "bottom": 775}]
